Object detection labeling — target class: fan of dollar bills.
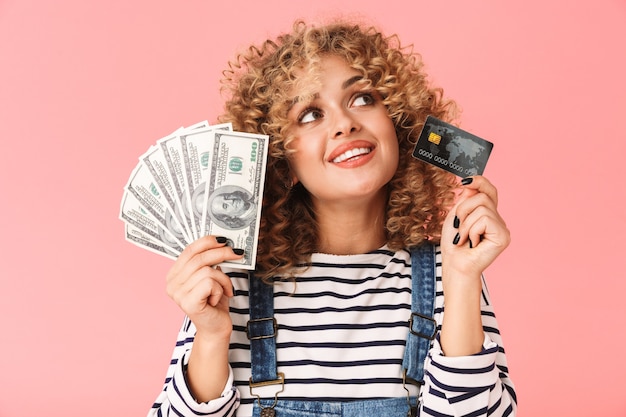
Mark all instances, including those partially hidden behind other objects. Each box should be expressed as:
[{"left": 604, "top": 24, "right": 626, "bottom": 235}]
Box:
[{"left": 119, "top": 121, "right": 268, "bottom": 270}]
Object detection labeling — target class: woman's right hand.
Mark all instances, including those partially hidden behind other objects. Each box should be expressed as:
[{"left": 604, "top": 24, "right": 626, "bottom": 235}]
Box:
[{"left": 166, "top": 235, "right": 244, "bottom": 339}]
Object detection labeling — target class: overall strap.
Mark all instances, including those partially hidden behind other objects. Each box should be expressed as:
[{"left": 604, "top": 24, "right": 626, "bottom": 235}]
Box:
[
  {"left": 246, "top": 273, "right": 279, "bottom": 384},
  {"left": 402, "top": 242, "right": 437, "bottom": 384}
]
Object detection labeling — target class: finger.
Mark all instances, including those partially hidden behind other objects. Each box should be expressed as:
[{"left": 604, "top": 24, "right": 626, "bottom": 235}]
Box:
[
  {"left": 458, "top": 207, "right": 495, "bottom": 247},
  {"left": 188, "top": 275, "right": 225, "bottom": 308},
  {"left": 177, "top": 276, "right": 224, "bottom": 313},
  {"left": 167, "top": 237, "right": 245, "bottom": 286},
  {"left": 203, "top": 260, "right": 241, "bottom": 302},
  {"left": 172, "top": 266, "right": 233, "bottom": 310},
  {"left": 460, "top": 176, "right": 498, "bottom": 207},
  {"left": 168, "top": 235, "right": 228, "bottom": 280},
  {"left": 186, "top": 265, "right": 234, "bottom": 299},
  {"left": 169, "top": 257, "right": 235, "bottom": 302},
  {"left": 459, "top": 207, "right": 509, "bottom": 250},
  {"left": 182, "top": 235, "right": 229, "bottom": 261},
  {"left": 454, "top": 192, "right": 498, "bottom": 226},
  {"left": 194, "top": 245, "right": 245, "bottom": 271}
]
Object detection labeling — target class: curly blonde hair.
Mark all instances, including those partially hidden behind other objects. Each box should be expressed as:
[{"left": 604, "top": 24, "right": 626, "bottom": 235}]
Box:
[{"left": 218, "top": 19, "right": 459, "bottom": 280}]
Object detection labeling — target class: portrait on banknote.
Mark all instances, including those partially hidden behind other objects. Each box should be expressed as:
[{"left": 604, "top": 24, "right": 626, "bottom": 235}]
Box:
[{"left": 206, "top": 185, "right": 257, "bottom": 230}]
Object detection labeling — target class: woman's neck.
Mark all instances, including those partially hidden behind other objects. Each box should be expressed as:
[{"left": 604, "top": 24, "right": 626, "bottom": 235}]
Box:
[{"left": 312, "top": 192, "right": 388, "bottom": 255}]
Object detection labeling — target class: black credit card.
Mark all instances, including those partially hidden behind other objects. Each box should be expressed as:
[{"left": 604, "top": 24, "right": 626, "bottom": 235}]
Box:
[{"left": 412, "top": 116, "right": 493, "bottom": 177}]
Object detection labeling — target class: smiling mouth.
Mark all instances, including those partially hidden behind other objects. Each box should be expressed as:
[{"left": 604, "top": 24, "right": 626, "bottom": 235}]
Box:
[{"left": 331, "top": 147, "right": 372, "bottom": 163}]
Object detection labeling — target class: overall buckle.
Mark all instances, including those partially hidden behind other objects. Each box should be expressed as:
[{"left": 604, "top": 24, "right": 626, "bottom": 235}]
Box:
[
  {"left": 402, "top": 369, "right": 421, "bottom": 417},
  {"left": 246, "top": 317, "right": 278, "bottom": 340},
  {"left": 249, "top": 372, "right": 285, "bottom": 417},
  {"left": 408, "top": 312, "right": 437, "bottom": 340}
]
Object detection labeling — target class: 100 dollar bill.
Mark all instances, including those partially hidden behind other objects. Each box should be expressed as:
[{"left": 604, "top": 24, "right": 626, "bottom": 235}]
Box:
[
  {"left": 180, "top": 123, "right": 232, "bottom": 240},
  {"left": 201, "top": 130, "right": 268, "bottom": 269}
]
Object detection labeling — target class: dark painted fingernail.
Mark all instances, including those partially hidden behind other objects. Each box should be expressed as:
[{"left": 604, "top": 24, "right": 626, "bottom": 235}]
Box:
[
  {"left": 469, "top": 239, "right": 474, "bottom": 249},
  {"left": 461, "top": 177, "right": 473, "bottom": 185},
  {"left": 453, "top": 216, "right": 460, "bottom": 229},
  {"left": 453, "top": 233, "right": 460, "bottom": 245},
  {"left": 216, "top": 236, "right": 228, "bottom": 244},
  {"left": 233, "top": 248, "right": 245, "bottom": 256}
]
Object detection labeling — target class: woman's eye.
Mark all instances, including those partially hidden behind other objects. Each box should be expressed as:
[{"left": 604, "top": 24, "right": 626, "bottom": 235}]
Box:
[
  {"left": 298, "top": 108, "right": 323, "bottom": 124},
  {"left": 352, "top": 92, "right": 375, "bottom": 107}
]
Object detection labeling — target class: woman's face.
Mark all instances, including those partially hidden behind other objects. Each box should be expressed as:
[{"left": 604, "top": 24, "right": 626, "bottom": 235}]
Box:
[
  {"left": 285, "top": 55, "right": 399, "bottom": 205},
  {"left": 211, "top": 193, "right": 246, "bottom": 217}
]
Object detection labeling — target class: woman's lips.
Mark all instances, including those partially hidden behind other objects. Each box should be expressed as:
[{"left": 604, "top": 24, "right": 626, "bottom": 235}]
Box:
[
  {"left": 328, "top": 140, "right": 376, "bottom": 168},
  {"left": 332, "top": 147, "right": 372, "bottom": 163},
  {"left": 328, "top": 140, "right": 375, "bottom": 163}
]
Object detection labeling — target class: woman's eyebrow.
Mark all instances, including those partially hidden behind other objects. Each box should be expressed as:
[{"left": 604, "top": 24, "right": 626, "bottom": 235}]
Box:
[
  {"left": 287, "top": 94, "right": 318, "bottom": 112},
  {"left": 342, "top": 75, "right": 364, "bottom": 89}
]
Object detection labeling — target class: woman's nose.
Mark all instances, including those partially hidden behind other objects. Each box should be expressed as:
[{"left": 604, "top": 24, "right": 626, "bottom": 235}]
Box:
[{"left": 332, "top": 109, "right": 361, "bottom": 139}]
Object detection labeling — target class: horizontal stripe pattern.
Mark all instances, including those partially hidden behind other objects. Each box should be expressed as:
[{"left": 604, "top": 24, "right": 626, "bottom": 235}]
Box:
[{"left": 149, "top": 246, "right": 516, "bottom": 416}]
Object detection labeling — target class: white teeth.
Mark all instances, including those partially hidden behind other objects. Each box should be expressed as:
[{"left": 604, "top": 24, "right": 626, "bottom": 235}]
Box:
[{"left": 332, "top": 147, "right": 371, "bottom": 163}]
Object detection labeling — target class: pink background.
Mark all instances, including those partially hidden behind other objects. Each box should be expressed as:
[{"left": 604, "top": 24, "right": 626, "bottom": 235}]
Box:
[{"left": 1, "top": 1, "right": 625, "bottom": 416}]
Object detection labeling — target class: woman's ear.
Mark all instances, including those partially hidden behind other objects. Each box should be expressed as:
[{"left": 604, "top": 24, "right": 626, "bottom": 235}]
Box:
[
  {"left": 286, "top": 161, "right": 299, "bottom": 188},
  {"left": 283, "top": 172, "right": 299, "bottom": 189}
]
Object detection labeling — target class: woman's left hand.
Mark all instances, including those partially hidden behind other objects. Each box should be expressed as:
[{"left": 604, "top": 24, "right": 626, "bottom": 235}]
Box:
[
  {"left": 440, "top": 175, "right": 510, "bottom": 278},
  {"left": 438, "top": 176, "right": 510, "bottom": 356}
]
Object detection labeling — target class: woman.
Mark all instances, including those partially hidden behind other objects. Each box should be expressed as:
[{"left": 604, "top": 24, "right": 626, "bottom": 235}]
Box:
[{"left": 150, "top": 19, "right": 516, "bottom": 417}]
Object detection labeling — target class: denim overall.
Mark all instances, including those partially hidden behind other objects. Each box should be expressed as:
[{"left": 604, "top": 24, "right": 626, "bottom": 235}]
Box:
[{"left": 246, "top": 243, "right": 437, "bottom": 417}]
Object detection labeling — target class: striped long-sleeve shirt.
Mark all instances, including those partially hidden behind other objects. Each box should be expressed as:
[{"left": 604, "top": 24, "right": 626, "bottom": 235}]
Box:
[{"left": 149, "top": 246, "right": 517, "bottom": 416}]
